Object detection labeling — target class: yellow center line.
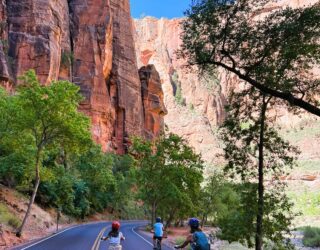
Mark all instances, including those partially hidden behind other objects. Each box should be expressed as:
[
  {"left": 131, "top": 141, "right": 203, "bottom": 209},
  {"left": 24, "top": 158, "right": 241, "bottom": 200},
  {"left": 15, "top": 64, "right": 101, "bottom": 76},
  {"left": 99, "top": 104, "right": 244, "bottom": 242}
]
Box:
[{"left": 91, "top": 226, "right": 107, "bottom": 250}]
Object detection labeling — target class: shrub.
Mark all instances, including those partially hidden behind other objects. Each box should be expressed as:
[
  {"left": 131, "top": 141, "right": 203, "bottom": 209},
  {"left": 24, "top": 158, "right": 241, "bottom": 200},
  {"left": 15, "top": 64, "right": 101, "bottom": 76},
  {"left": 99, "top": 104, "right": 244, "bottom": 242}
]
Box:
[
  {"left": 0, "top": 203, "right": 21, "bottom": 229},
  {"left": 61, "top": 50, "right": 74, "bottom": 68},
  {"left": 175, "top": 237, "right": 191, "bottom": 250},
  {"left": 8, "top": 217, "right": 20, "bottom": 228},
  {"left": 302, "top": 226, "right": 320, "bottom": 247},
  {"left": 171, "top": 71, "right": 186, "bottom": 106}
]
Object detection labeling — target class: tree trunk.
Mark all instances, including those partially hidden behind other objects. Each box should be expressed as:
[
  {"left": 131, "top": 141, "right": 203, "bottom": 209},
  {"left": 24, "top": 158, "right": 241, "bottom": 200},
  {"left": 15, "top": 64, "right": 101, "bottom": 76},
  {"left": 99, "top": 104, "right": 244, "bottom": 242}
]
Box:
[
  {"left": 255, "top": 97, "right": 267, "bottom": 250},
  {"left": 16, "top": 148, "right": 42, "bottom": 237},
  {"left": 165, "top": 209, "right": 176, "bottom": 229},
  {"left": 201, "top": 213, "right": 207, "bottom": 228},
  {"left": 151, "top": 201, "right": 156, "bottom": 225}
]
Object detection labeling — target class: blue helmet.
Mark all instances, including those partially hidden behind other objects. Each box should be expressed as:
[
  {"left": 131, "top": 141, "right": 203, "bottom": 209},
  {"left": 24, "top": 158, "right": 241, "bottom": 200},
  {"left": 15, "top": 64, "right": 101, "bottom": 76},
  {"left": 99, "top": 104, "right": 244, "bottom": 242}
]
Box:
[
  {"left": 188, "top": 218, "right": 200, "bottom": 228},
  {"left": 156, "top": 217, "right": 161, "bottom": 223}
]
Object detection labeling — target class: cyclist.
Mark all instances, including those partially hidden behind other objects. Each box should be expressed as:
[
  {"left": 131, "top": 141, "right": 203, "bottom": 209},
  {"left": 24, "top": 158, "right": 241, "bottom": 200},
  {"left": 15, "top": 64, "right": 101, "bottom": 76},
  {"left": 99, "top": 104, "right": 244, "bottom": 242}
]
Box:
[
  {"left": 152, "top": 217, "right": 164, "bottom": 249},
  {"left": 174, "top": 218, "right": 210, "bottom": 250},
  {"left": 101, "top": 221, "right": 125, "bottom": 250}
]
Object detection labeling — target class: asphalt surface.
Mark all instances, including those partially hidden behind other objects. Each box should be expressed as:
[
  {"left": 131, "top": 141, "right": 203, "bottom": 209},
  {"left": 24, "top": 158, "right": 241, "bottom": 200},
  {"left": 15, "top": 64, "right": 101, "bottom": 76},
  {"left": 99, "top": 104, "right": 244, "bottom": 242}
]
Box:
[{"left": 13, "top": 221, "right": 173, "bottom": 250}]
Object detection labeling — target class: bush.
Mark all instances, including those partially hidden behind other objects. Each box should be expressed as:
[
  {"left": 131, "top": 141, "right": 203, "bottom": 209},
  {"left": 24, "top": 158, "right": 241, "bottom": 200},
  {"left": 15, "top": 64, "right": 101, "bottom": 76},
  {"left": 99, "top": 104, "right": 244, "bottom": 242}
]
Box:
[
  {"left": 175, "top": 237, "right": 191, "bottom": 250},
  {"left": 302, "top": 226, "right": 320, "bottom": 247},
  {"left": 0, "top": 203, "right": 21, "bottom": 229},
  {"left": 8, "top": 217, "right": 20, "bottom": 228}
]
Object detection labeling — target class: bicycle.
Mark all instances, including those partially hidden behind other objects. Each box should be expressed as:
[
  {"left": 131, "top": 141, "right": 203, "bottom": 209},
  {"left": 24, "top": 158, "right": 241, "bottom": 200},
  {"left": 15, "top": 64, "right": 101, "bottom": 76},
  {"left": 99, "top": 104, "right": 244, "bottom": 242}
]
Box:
[{"left": 154, "top": 237, "right": 162, "bottom": 250}]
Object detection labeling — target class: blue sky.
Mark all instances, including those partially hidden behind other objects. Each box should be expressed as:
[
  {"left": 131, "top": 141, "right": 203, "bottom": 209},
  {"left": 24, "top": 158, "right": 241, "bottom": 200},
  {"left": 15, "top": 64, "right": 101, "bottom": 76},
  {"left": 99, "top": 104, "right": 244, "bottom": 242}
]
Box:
[{"left": 130, "top": 0, "right": 191, "bottom": 19}]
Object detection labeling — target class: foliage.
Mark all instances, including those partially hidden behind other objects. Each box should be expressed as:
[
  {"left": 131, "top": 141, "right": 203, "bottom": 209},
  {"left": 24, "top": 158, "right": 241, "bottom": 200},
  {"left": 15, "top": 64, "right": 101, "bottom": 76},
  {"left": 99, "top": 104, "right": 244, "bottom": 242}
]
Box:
[
  {"left": 199, "top": 172, "right": 240, "bottom": 226},
  {"left": 61, "top": 50, "right": 74, "bottom": 68},
  {"left": 217, "top": 182, "right": 295, "bottom": 249},
  {"left": 200, "top": 69, "right": 220, "bottom": 93},
  {"left": 175, "top": 237, "right": 192, "bottom": 250},
  {"left": 110, "top": 154, "right": 141, "bottom": 218},
  {"left": 0, "top": 203, "right": 21, "bottom": 229},
  {"left": 0, "top": 70, "right": 207, "bottom": 225},
  {"left": 287, "top": 187, "right": 320, "bottom": 217},
  {"left": 171, "top": 72, "right": 186, "bottom": 106},
  {"left": 74, "top": 145, "right": 114, "bottom": 214},
  {"left": 218, "top": 89, "right": 298, "bottom": 249},
  {"left": 16, "top": 70, "right": 92, "bottom": 153},
  {"left": 180, "top": 0, "right": 320, "bottom": 116},
  {"left": 282, "top": 119, "right": 320, "bottom": 143},
  {"left": 302, "top": 226, "right": 320, "bottom": 247},
  {"left": 36, "top": 146, "right": 139, "bottom": 219},
  {"left": 131, "top": 132, "right": 204, "bottom": 226}
]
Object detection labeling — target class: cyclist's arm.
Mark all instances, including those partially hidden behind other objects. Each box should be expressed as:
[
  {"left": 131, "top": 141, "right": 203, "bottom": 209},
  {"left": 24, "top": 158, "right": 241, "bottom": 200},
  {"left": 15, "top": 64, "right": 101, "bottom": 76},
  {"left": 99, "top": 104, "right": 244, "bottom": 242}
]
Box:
[
  {"left": 175, "top": 234, "right": 193, "bottom": 248},
  {"left": 120, "top": 232, "right": 125, "bottom": 241}
]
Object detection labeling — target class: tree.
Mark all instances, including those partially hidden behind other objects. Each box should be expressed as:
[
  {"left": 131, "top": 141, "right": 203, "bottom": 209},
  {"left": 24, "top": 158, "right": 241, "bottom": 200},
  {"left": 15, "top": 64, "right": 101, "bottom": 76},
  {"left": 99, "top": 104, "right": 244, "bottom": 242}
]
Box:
[
  {"left": 0, "top": 89, "right": 34, "bottom": 187},
  {"left": 199, "top": 172, "right": 239, "bottom": 227},
  {"left": 14, "top": 70, "right": 91, "bottom": 237},
  {"left": 75, "top": 145, "right": 115, "bottom": 214},
  {"left": 180, "top": 0, "right": 320, "bottom": 116},
  {"left": 131, "top": 133, "right": 204, "bottom": 226},
  {"left": 110, "top": 154, "right": 138, "bottom": 218},
  {"left": 220, "top": 89, "right": 298, "bottom": 249}
]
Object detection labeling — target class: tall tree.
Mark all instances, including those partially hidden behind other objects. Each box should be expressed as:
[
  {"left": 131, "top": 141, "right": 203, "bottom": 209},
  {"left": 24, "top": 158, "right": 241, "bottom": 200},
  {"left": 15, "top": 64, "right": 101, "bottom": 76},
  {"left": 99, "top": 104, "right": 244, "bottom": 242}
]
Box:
[
  {"left": 14, "top": 70, "right": 91, "bottom": 237},
  {"left": 131, "top": 133, "right": 203, "bottom": 226},
  {"left": 220, "top": 89, "right": 298, "bottom": 249},
  {"left": 180, "top": 0, "right": 320, "bottom": 116}
]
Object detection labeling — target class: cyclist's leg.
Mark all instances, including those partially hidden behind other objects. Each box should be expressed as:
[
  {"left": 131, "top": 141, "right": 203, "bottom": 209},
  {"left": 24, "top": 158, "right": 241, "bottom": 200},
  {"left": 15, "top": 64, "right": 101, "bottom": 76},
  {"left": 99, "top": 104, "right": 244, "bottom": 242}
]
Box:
[
  {"left": 108, "top": 245, "right": 122, "bottom": 250},
  {"left": 157, "top": 237, "right": 163, "bottom": 249},
  {"left": 153, "top": 235, "right": 157, "bottom": 248}
]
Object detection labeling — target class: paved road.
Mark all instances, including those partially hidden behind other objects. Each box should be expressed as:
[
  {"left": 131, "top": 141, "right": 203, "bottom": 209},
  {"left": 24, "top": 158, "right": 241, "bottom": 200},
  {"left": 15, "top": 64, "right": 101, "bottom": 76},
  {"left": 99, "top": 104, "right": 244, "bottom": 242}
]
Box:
[{"left": 13, "top": 221, "right": 173, "bottom": 250}]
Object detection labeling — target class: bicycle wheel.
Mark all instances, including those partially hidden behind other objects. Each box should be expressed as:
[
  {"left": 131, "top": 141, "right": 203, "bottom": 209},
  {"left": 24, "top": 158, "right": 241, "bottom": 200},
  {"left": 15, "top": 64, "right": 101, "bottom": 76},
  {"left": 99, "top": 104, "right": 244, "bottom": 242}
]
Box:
[{"left": 156, "top": 239, "right": 161, "bottom": 250}]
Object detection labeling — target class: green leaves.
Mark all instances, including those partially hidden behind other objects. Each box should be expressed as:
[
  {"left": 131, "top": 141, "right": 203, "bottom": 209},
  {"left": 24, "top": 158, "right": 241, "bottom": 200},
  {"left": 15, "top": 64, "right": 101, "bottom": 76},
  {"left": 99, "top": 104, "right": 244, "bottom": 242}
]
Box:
[
  {"left": 218, "top": 89, "right": 297, "bottom": 248},
  {"left": 131, "top": 132, "right": 204, "bottom": 225},
  {"left": 16, "top": 70, "right": 91, "bottom": 151},
  {"left": 181, "top": 0, "right": 320, "bottom": 115}
]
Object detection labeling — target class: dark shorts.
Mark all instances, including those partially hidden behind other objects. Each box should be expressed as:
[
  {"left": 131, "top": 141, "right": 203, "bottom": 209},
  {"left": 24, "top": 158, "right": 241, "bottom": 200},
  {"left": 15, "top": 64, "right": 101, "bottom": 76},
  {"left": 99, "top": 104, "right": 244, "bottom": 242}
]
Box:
[{"left": 153, "top": 236, "right": 162, "bottom": 241}]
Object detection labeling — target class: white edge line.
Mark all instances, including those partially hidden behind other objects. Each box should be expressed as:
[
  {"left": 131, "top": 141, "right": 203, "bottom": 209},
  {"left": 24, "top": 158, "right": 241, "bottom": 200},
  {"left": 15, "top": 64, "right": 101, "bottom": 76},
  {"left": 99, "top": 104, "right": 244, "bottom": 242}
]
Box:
[
  {"left": 20, "top": 226, "right": 77, "bottom": 250},
  {"left": 131, "top": 226, "right": 154, "bottom": 247},
  {"left": 18, "top": 221, "right": 108, "bottom": 250},
  {"left": 94, "top": 226, "right": 108, "bottom": 250}
]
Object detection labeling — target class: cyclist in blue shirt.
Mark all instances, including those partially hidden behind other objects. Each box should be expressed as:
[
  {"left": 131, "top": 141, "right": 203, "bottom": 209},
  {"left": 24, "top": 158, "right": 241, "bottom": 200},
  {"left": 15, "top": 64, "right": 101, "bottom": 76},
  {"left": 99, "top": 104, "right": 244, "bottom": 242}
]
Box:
[
  {"left": 152, "top": 217, "right": 164, "bottom": 249},
  {"left": 174, "top": 218, "right": 210, "bottom": 250}
]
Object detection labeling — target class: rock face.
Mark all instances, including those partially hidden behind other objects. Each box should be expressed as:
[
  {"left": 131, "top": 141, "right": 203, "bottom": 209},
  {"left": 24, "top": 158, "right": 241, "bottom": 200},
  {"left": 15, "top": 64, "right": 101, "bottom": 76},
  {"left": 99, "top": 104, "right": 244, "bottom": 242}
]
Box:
[
  {"left": 0, "top": 0, "right": 166, "bottom": 153},
  {"left": 134, "top": 17, "right": 226, "bottom": 163},
  {"left": 133, "top": 0, "right": 320, "bottom": 164},
  {"left": 139, "top": 65, "right": 167, "bottom": 139}
]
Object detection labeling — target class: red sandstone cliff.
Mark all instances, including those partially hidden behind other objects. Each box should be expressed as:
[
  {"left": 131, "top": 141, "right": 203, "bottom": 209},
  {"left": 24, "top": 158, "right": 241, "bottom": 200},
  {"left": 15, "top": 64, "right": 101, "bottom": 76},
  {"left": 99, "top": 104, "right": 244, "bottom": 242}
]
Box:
[
  {"left": 133, "top": 0, "right": 320, "bottom": 164},
  {"left": 139, "top": 64, "right": 168, "bottom": 139},
  {"left": 134, "top": 17, "right": 226, "bottom": 163},
  {"left": 0, "top": 0, "right": 166, "bottom": 152}
]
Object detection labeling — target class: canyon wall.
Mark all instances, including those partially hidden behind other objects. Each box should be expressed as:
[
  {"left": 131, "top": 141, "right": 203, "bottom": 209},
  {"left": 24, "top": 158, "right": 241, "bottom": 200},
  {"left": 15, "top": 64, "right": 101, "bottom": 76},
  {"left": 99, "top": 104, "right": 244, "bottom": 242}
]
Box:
[
  {"left": 133, "top": 0, "right": 320, "bottom": 164},
  {"left": 0, "top": 0, "right": 166, "bottom": 153},
  {"left": 134, "top": 17, "right": 227, "bottom": 163},
  {"left": 139, "top": 64, "right": 168, "bottom": 139}
]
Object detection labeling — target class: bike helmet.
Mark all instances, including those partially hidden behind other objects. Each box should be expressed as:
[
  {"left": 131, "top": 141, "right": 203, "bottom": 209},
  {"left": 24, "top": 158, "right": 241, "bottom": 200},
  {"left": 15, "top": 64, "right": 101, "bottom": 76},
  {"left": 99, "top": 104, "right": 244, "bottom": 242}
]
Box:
[
  {"left": 188, "top": 218, "right": 200, "bottom": 228},
  {"left": 112, "top": 221, "right": 120, "bottom": 230},
  {"left": 156, "top": 217, "right": 161, "bottom": 223}
]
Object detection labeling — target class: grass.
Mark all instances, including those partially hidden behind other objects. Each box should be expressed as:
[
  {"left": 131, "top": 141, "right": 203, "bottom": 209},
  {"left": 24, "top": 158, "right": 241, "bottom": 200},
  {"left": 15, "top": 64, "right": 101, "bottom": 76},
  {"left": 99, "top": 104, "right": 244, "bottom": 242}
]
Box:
[
  {"left": 0, "top": 202, "right": 21, "bottom": 229},
  {"left": 175, "top": 237, "right": 191, "bottom": 250},
  {"left": 220, "top": 243, "right": 249, "bottom": 250},
  {"left": 281, "top": 119, "right": 320, "bottom": 143},
  {"left": 294, "top": 160, "right": 320, "bottom": 173},
  {"left": 288, "top": 188, "right": 320, "bottom": 217},
  {"left": 301, "top": 226, "right": 320, "bottom": 247},
  {"left": 286, "top": 181, "right": 320, "bottom": 228}
]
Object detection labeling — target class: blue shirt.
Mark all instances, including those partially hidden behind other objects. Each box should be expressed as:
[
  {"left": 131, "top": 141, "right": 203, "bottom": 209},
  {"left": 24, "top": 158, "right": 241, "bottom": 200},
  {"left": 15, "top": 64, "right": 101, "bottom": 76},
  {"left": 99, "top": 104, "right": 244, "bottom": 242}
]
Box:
[{"left": 153, "top": 222, "right": 163, "bottom": 237}]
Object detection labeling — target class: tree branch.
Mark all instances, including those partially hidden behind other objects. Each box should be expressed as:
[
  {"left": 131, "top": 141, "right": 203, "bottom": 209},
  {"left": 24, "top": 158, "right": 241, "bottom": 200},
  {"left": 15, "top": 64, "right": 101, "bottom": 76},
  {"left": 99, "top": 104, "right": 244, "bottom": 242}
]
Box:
[{"left": 211, "top": 61, "right": 320, "bottom": 117}]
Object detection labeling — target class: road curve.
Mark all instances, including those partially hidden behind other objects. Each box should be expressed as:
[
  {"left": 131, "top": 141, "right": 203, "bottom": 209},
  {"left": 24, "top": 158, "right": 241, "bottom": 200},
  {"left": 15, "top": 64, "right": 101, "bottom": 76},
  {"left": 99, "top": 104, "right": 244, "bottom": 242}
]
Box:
[{"left": 12, "top": 221, "right": 173, "bottom": 250}]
